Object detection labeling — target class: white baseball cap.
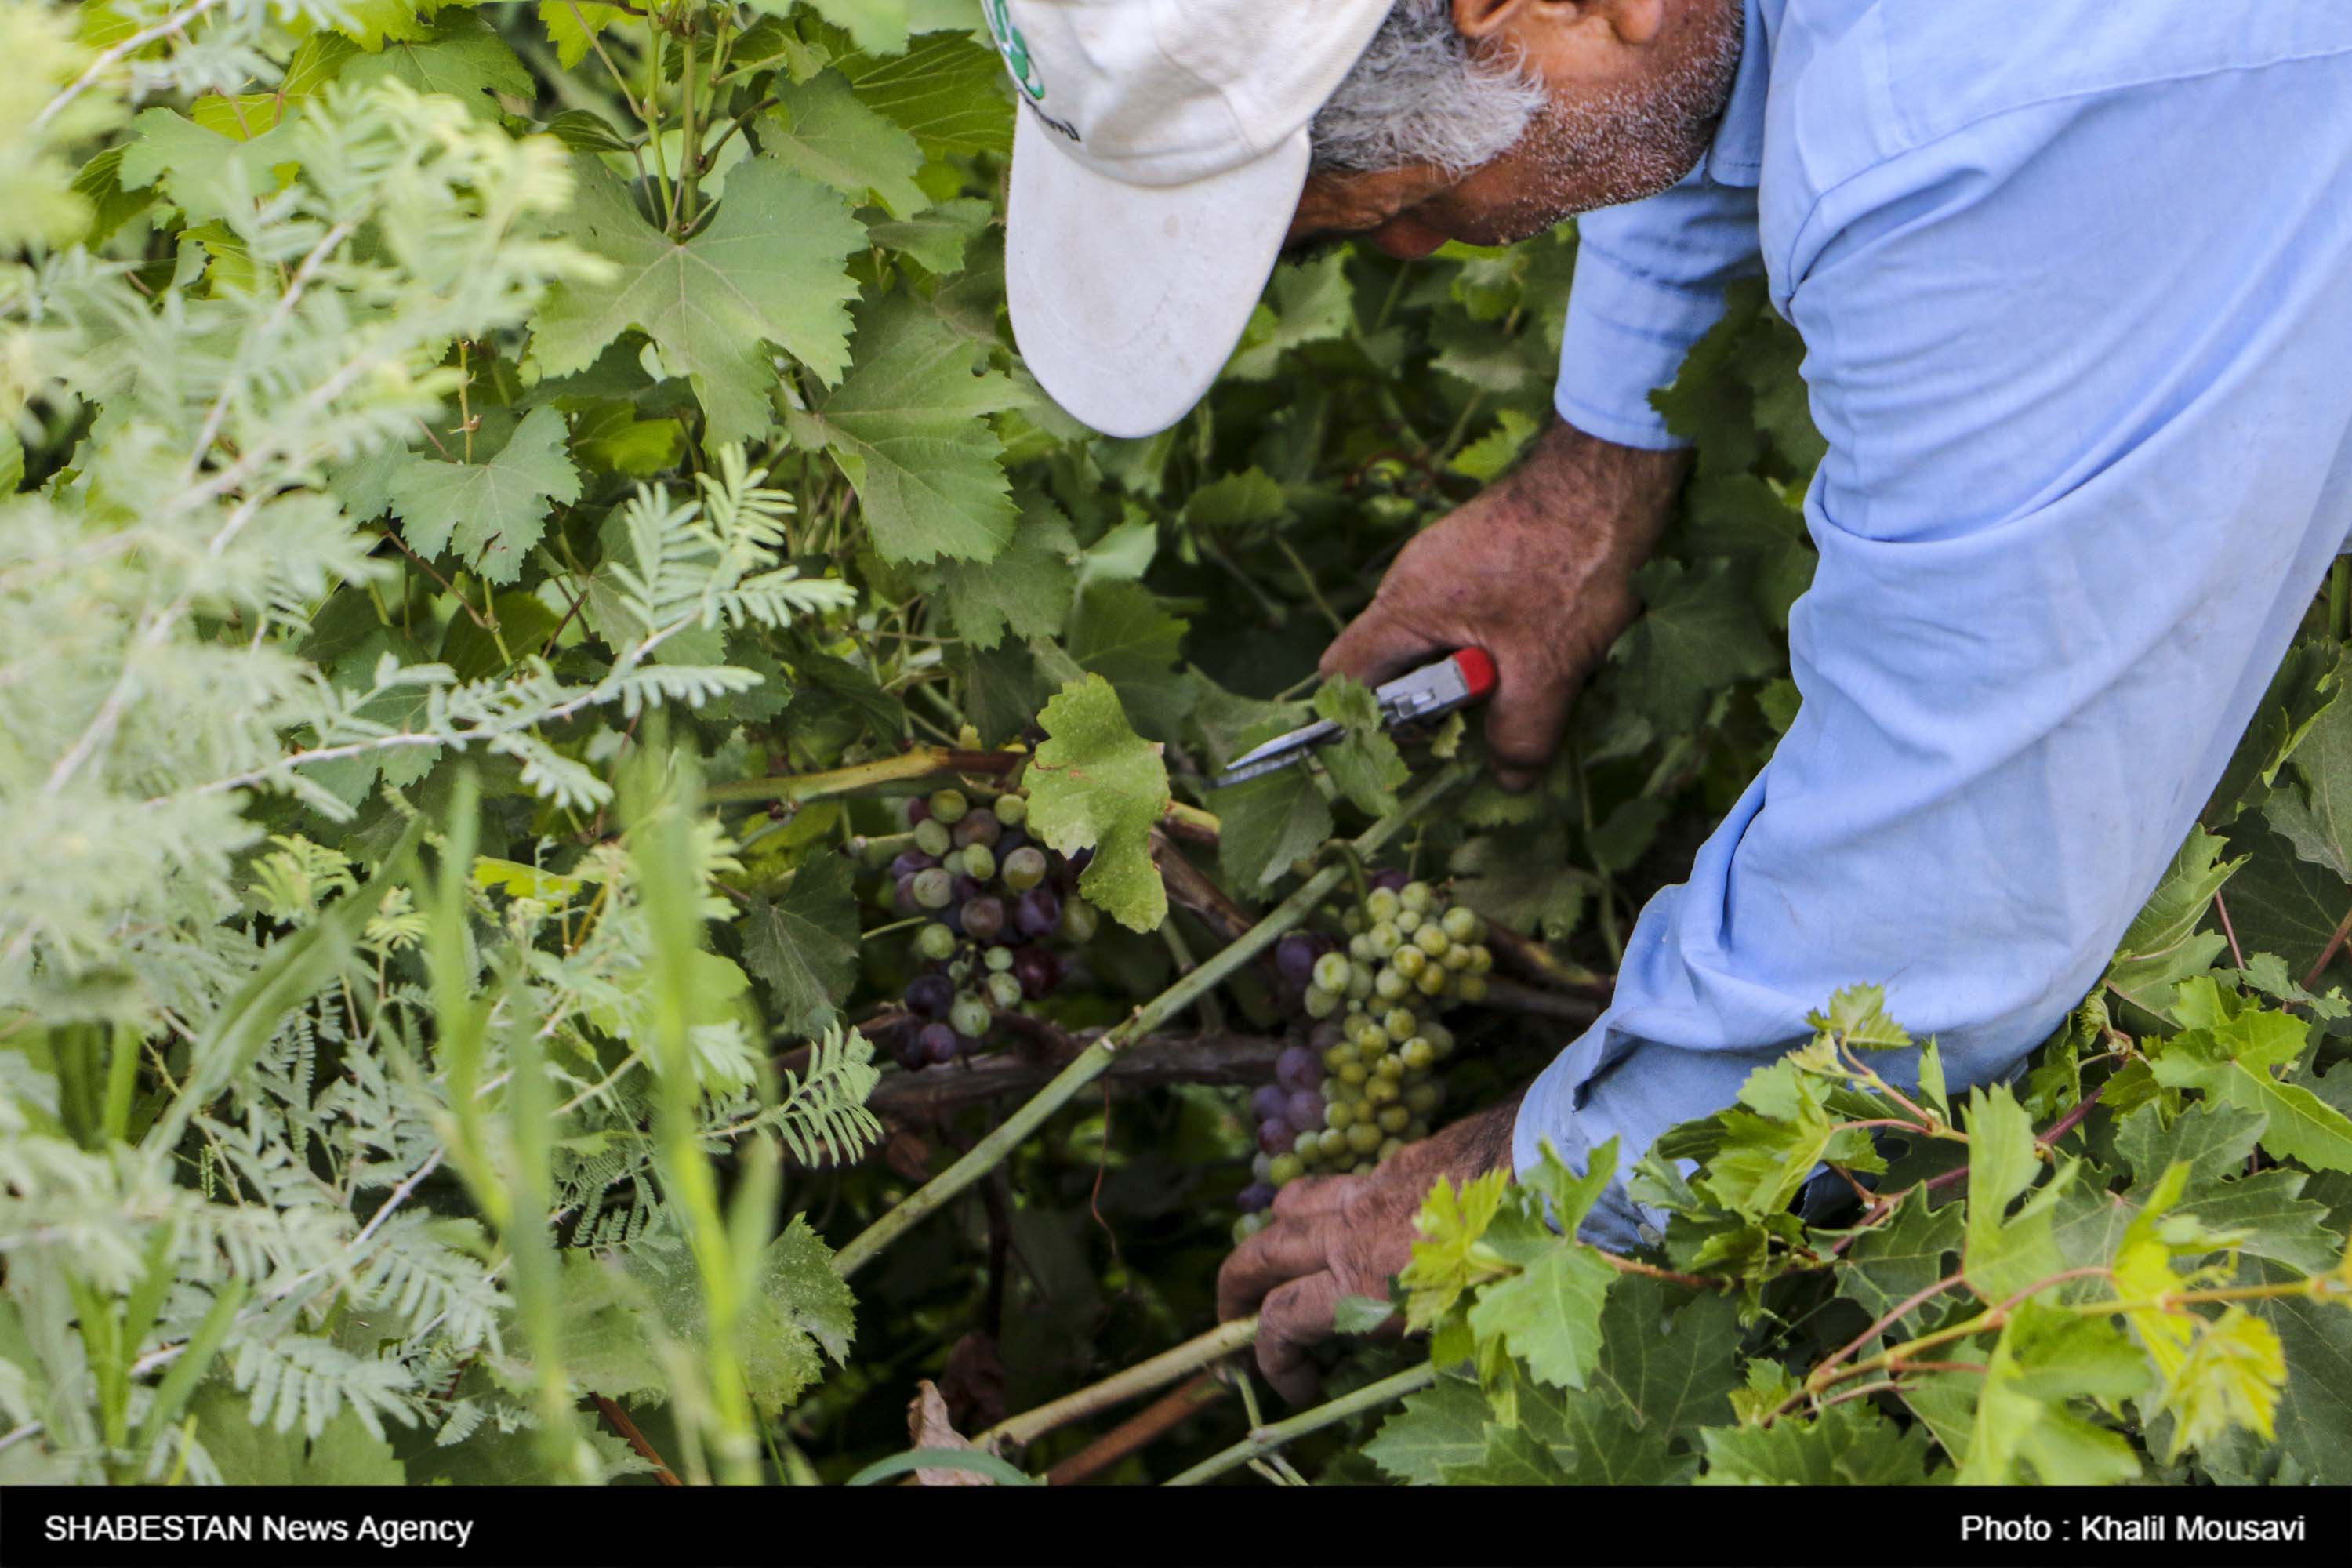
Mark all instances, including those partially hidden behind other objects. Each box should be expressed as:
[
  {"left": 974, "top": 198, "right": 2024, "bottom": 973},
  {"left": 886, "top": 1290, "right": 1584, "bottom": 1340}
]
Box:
[{"left": 985, "top": 0, "right": 1395, "bottom": 438}]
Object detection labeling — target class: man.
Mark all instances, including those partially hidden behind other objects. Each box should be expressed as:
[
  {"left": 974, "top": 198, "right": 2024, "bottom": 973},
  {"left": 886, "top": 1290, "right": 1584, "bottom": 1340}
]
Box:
[{"left": 985, "top": 0, "right": 2352, "bottom": 1400}]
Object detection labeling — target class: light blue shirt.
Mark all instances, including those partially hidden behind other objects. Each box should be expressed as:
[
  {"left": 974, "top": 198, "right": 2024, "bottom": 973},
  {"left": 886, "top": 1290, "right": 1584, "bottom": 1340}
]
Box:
[{"left": 1518, "top": 0, "right": 2352, "bottom": 1247}]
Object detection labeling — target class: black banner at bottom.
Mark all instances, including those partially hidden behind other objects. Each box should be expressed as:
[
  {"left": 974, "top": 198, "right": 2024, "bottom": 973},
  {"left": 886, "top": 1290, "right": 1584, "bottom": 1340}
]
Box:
[{"left": 2, "top": 1483, "right": 2346, "bottom": 1567}]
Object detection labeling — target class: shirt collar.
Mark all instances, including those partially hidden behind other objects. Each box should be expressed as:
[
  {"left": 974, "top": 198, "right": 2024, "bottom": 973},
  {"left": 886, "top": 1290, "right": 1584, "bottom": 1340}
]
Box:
[{"left": 1700, "top": 0, "right": 1776, "bottom": 187}]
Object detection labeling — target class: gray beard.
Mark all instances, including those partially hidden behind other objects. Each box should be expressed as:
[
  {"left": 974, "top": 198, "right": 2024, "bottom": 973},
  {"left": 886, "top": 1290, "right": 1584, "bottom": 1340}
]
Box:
[{"left": 1530, "top": 1, "right": 1746, "bottom": 219}]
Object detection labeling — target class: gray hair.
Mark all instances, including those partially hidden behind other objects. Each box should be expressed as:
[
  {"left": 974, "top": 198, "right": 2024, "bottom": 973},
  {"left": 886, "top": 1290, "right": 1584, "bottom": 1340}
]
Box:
[{"left": 1310, "top": 0, "right": 1548, "bottom": 176}]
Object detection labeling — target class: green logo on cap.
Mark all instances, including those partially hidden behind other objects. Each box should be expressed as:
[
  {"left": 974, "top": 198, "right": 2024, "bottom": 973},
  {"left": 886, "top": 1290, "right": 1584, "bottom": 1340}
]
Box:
[{"left": 982, "top": 0, "right": 1047, "bottom": 103}]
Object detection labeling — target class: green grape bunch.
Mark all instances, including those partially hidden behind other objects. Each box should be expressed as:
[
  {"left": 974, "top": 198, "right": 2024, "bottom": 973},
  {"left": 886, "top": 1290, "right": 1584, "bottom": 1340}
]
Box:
[{"left": 1233, "top": 873, "right": 1494, "bottom": 1243}]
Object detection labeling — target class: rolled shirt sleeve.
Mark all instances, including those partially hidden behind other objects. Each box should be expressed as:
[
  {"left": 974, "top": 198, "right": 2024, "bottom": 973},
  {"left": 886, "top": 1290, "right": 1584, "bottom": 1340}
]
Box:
[
  {"left": 1518, "top": 43, "right": 2352, "bottom": 1250},
  {"left": 1553, "top": 172, "right": 1763, "bottom": 451}
]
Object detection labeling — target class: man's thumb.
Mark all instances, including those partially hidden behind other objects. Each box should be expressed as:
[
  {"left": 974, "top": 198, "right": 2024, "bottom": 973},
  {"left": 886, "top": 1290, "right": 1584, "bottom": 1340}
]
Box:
[{"left": 1483, "top": 654, "right": 1577, "bottom": 791}]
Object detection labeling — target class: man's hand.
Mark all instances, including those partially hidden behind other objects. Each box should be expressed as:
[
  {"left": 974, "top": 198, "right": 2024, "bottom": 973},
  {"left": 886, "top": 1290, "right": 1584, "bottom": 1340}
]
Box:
[
  {"left": 1216, "top": 1093, "right": 1522, "bottom": 1404},
  {"left": 1323, "top": 423, "right": 1689, "bottom": 790}
]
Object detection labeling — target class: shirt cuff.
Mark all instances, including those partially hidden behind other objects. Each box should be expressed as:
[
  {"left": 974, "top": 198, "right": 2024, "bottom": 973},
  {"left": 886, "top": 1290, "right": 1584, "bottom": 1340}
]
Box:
[{"left": 1552, "top": 243, "right": 1733, "bottom": 452}]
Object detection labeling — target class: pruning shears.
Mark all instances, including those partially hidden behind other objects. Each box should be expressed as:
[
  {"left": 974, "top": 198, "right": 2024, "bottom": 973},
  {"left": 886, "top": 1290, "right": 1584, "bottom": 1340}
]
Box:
[{"left": 1209, "top": 649, "right": 1499, "bottom": 789}]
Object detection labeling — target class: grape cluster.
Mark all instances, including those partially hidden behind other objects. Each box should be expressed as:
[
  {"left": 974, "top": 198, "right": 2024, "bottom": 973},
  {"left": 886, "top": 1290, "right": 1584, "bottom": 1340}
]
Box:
[
  {"left": 1232, "top": 877, "right": 1493, "bottom": 1241},
  {"left": 885, "top": 787, "right": 1100, "bottom": 1069}
]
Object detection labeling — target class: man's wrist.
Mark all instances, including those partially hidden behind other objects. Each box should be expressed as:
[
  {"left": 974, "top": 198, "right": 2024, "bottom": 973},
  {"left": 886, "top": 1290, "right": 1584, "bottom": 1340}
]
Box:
[{"left": 1454, "top": 1090, "right": 1526, "bottom": 1179}]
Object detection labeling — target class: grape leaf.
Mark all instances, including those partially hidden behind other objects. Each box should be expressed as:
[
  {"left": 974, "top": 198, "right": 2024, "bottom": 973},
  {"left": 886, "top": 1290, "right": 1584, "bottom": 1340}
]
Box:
[
  {"left": 640, "top": 1215, "right": 855, "bottom": 1417},
  {"left": 2241, "top": 1258, "right": 2352, "bottom": 1484},
  {"left": 1436, "top": 1420, "right": 1574, "bottom": 1486},
  {"left": 1024, "top": 675, "right": 1171, "bottom": 934},
  {"left": 2149, "top": 978, "right": 2352, "bottom": 1173},
  {"left": 1330, "top": 1294, "right": 1397, "bottom": 1335},
  {"left": 1608, "top": 557, "right": 1781, "bottom": 735},
  {"left": 1223, "top": 252, "right": 1353, "bottom": 381},
  {"left": 791, "top": 290, "right": 1021, "bottom": 564},
  {"left": 2216, "top": 826, "right": 2351, "bottom": 985},
  {"left": 538, "top": 2, "right": 626, "bottom": 70},
  {"left": 1214, "top": 764, "right": 1330, "bottom": 893},
  {"left": 785, "top": 0, "right": 909, "bottom": 56},
  {"left": 382, "top": 406, "right": 581, "bottom": 583},
  {"left": 931, "top": 493, "right": 1076, "bottom": 650},
  {"left": 1449, "top": 407, "right": 1538, "bottom": 483},
  {"left": 1179, "top": 468, "right": 1286, "bottom": 531},
  {"left": 1466, "top": 1243, "right": 1615, "bottom": 1392},
  {"left": 762, "top": 71, "right": 928, "bottom": 220},
  {"left": 191, "top": 1391, "right": 405, "bottom": 1486},
  {"left": 2209, "top": 637, "right": 2343, "bottom": 826},
  {"left": 867, "top": 196, "right": 993, "bottom": 274},
  {"left": 841, "top": 31, "right": 1012, "bottom": 158},
  {"left": 1961, "top": 1083, "right": 2073, "bottom": 1302},
  {"left": 1310, "top": 675, "right": 1408, "bottom": 815},
  {"left": 1698, "top": 1400, "right": 1934, "bottom": 1485},
  {"left": 2105, "top": 826, "right": 2242, "bottom": 1009},
  {"left": 1363, "top": 1372, "right": 1492, "bottom": 1485},
  {"left": 1064, "top": 581, "right": 1192, "bottom": 742},
  {"left": 2264, "top": 678, "right": 2352, "bottom": 879},
  {"left": 343, "top": 11, "right": 530, "bottom": 115},
  {"left": 1957, "top": 1303, "right": 2147, "bottom": 1484},
  {"left": 1835, "top": 1185, "right": 1963, "bottom": 1338},
  {"left": 740, "top": 851, "right": 860, "bottom": 1039},
  {"left": 533, "top": 156, "right": 866, "bottom": 448}
]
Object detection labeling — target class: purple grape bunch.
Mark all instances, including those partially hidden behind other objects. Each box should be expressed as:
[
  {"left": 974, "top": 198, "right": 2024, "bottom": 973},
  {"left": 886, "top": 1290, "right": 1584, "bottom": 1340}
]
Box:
[{"left": 884, "top": 786, "right": 1102, "bottom": 1070}]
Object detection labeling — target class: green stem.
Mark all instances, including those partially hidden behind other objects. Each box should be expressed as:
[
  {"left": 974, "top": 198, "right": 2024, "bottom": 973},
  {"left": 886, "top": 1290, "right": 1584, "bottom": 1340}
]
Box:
[
  {"left": 978, "top": 1315, "right": 1259, "bottom": 1451},
  {"left": 706, "top": 746, "right": 1020, "bottom": 805},
  {"left": 833, "top": 764, "right": 1470, "bottom": 1278},
  {"left": 1163, "top": 1363, "right": 1437, "bottom": 1486}
]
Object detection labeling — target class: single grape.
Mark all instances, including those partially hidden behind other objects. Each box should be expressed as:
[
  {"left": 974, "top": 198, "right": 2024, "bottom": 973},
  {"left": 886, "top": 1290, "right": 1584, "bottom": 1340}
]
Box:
[
  {"left": 953, "top": 811, "right": 1003, "bottom": 851},
  {"left": 1467, "top": 944, "right": 1493, "bottom": 975},
  {"left": 904, "top": 797, "right": 932, "bottom": 827},
  {"left": 1012, "top": 945, "right": 1057, "bottom": 1000},
  {"left": 1287, "top": 1088, "right": 1325, "bottom": 1131},
  {"left": 1001, "top": 846, "right": 1049, "bottom": 891},
  {"left": 1391, "top": 943, "right": 1427, "bottom": 978},
  {"left": 1415, "top": 922, "right": 1451, "bottom": 956},
  {"left": 1367, "top": 921, "right": 1401, "bottom": 958},
  {"left": 1322, "top": 1043, "right": 1352, "bottom": 1073},
  {"left": 985, "top": 944, "right": 1016, "bottom": 972},
  {"left": 1303, "top": 985, "right": 1339, "bottom": 1018},
  {"left": 949, "top": 994, "right": 992, "bottom": 1040},
  {"left": 1393, "top": 907, "right": 1423, "bottom": 936},
  {"left": 1373, "top": 1052, "right": 1404, "bottom": 1081},
  {"left": 894, "top": 874, "right": 921, "bottom": 915},
  {"left": 1382, "top": 1006, "right": 1417, "bottom": 1040},
  {"left": 1374, "top": 967, "right": 1410, "bottom": 1002},
  {"left": 1363, "top": 1076, "right": 1399, "bottom": 1107},
  {"left": 1370, "top": 867, "right": 1410, "bottom": 894},
  {"left": 1276, "top": 1046, "right": 1321, "bottom": 1093},
  {"left": 1316, "top": 1128, "right": 1350, "bottom": 1161},
  {"left": 1252, "top": 1084, "right": 1289, "bottom": 1123},
  {"left": 1348, "top": 932, "right": 1376, "bottom": 964},
  {"left": 1423, "top": 1022, "right": 1455, "bottom": 1055},
  {"left": 1337, "top": 1059, "right": 1368, "bottom": 1087},
  {"left": 1326, "top": 1099, "right": 1356, "bottom": 1131},
  {"left": 1276, "top": 933, "right": 1321, "bottom": 989},
  {"left": 892, "top": 1036, "right": 926, "bottom": 1069},
  {"left": 1378, "top": 1137, "right": 1406, "bottom": 1162},
  {"left": 961, "top": 844, "right": 997, "bottom": 883},
  {"left": 1352, "top": 1018, "right": 1388, "bottom": 1051},
  {"left": 913, "top": 818, "right": 952, "bottom": 858},
  {"left": 1440, "top": 906, "right": 1480, "bottom": 943},
  {"left": 1405, "top": 1120, "right": 1430, "bottom": 1142},
  {"left": 1399, "top": 880, "right": 1436, "bottom": 914},
  {"left": 994, "top": 793, "right": 1029, "bottom": 826},
  {"left": 918, "top": 1022, "right": 960, "bottom": 1065},
  {"left": 1232, "top": 1214, "right": 1261, "bottom": 1245},
  {"left": 1259, "top": 1119, "right": 1297, "bottom": 1155},
  {"left": 1269, "top": 1152, "right": 1305, "bottom": 1185},
  {"left": 906, "top": 971, "right": 953, "bottom": 1019},
  {"left": 1457, "top": 974, "right": 1489, "bottom": 1004},
  {"left": 1415, "top": 965, "right": 1450, "bottom": 997},
  {"left": 1364, "top": 887, "right": 1401, "bottom": 924},
  {"left": 1236, "top": 1181, "right": 1277, "bottom": 1215},
  {"left": 914, "top": 921, "right": 958, "bottom": 962},
  {"left": 1405, "top": 1082, "right": 1443, "bottom": 1116},
  {"left": 910, "top": 868, "right": 954, "bottom": 910},
  {"left": 1062, "top": 898, "right": 1100, "bottom": 942},
  {"left": 1345, "top": 966, "right": 1374, "bottom": 1000},
  {"left": 953, "top": 873, "right": 985, "bottom": 904},
  {"left": 1340, "top": 907, "right": 1365, "bottom": 935},
  {"left": 1346, "top": 1122, "right": 1382, "bottom": 1155},
  {"left": 1399, "top": 1036, "right": 1436, "bottom": 1072},
  {"left": 1014, "top": 886, "right": 1062, "bottom": 938},
  {"left": 928, "top": 788, "right": 970, "bottom": 825},
  {"left": 888, "top": 848, "right": 938, "bottom": 880},
  {"left": 1312, "top": 951, "right": 1352, "bottom": 993},
  {"left": 1443, "top": 943, "right": 1475, "bottom": 972},
  {"left": 1251, "top": 1152, "right": 1274, "bottom": 1183},
  {"left": 1377, "top": 1105, "right": 1412, "bottom": 1134},
  {"left": 986, "top": 970, "right": 1024, "bottom": 1009}
]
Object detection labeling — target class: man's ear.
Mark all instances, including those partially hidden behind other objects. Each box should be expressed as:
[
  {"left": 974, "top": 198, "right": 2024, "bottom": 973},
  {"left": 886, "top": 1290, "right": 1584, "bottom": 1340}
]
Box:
[
  {"left": 1453, "top": 0, "right": 1668, "bottom": 47},
  {"left": 1451, "top": 0, "right": 1534, "bottom": 41}
]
